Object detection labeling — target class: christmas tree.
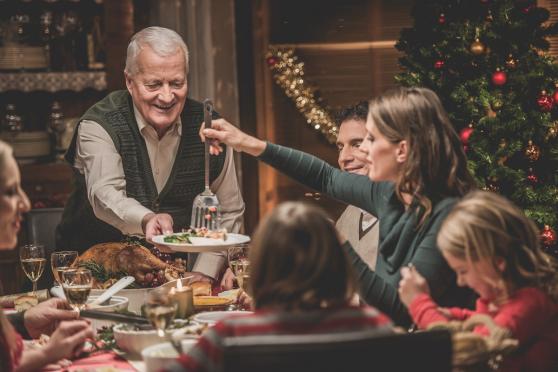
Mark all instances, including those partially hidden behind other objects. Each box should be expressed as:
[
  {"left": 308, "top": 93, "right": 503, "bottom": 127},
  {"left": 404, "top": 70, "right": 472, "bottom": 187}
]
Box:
[{"left": 396, "top": 0, "right": 558, "bottom": 255}]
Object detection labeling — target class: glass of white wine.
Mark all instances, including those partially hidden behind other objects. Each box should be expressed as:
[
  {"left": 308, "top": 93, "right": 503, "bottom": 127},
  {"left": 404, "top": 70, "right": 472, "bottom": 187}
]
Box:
[
  {"left": 20, "top": 244, "right": 46, "bottom": 297},
  {"left": 61, "top": 268, "right": 92, "bottom": 313},
  {"left": 51, "top": 251, "right": 78, "bottom": 286},
  {"left": 228, "top": 243, "right": 251, "bottom": 292},
  {"left": 142, "top": 287, "right": 178, "bottom": 338}
]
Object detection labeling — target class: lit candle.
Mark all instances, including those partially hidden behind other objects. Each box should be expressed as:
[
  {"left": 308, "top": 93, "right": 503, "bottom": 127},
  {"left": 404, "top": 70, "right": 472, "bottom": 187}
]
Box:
[{"left": 171, "top": 279, "right": 194, "bottom": 319}]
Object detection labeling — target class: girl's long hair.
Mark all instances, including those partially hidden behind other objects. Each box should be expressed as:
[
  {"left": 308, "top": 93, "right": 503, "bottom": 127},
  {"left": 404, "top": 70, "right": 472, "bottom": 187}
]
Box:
[
  {"left": 249, "top": 202, "right": 357, "bottom": 311},
  {"left": 437, "top": 190, "right": 558, "bottom": 302}
]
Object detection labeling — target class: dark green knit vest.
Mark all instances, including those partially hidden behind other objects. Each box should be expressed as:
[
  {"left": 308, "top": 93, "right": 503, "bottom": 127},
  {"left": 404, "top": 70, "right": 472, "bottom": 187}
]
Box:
[{"left": 56, "top": 91, "right": 226, "bottom": 253}]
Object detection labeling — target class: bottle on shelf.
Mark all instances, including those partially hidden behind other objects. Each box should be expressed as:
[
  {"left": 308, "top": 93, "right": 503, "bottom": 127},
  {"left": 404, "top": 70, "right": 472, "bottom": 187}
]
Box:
[
  {"left": 48, "top": 101, "right": 66, "bottom": 161},
  {"left": 2, "top": 103, "right": 23, "bottom": 133}
]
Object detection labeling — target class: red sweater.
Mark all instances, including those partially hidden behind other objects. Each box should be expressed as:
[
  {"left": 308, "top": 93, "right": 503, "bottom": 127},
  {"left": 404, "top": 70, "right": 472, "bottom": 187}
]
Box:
[
  {"left": 165, "top": 305, "right": 393, "bottom": 372},
  {"left": 0, "top": 330, "right": 23, "bottom": 372},
  {"left": 409, "top": 287, "right": 558, "bottom": 372}
]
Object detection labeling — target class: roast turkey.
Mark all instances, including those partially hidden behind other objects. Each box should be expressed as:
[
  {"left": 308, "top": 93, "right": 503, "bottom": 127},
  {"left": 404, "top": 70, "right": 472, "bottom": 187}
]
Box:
[{"left": 76, "top": 242, "right": 183, "bottom": 284}]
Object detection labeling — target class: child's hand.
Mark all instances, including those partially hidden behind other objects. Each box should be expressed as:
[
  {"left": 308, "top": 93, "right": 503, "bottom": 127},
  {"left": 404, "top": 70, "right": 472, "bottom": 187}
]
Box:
[{"left": 398, "top": 264, "right": 430, "bottom": 308}]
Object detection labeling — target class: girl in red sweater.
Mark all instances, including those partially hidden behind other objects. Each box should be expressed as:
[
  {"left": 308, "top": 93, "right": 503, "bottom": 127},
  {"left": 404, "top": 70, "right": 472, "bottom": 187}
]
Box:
[{"left": 398, "top": 190, "right": 558, "bottom": 372}]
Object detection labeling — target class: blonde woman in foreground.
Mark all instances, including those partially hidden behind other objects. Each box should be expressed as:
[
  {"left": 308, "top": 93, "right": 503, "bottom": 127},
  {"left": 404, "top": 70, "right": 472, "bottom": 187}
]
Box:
[{"left": 0, "top": 140, "right": 94, "bottom": 371}]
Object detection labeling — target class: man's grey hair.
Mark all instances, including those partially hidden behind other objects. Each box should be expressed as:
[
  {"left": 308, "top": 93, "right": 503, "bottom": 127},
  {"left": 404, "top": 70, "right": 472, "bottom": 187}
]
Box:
[{"left": 125, "top": 26, "right": 189, "bottom": 76}]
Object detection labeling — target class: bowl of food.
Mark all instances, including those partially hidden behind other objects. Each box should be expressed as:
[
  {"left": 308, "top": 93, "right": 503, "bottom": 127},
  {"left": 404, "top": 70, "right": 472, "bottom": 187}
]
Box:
[
  {"left": 113, "top": 320, "right": 205, "bottom": 356},
  {"left": 86, "top": 295, "right": 129, "bottom": 312},
  {"left": 142, "top": 338, "right": 198, "bottom": 372}
]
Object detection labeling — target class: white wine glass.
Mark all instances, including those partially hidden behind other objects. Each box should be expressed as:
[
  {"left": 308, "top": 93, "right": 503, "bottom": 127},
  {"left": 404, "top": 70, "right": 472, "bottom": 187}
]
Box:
[
  {"left": 51, "top": 251, "right": 78, "bottom": 286},
  {"left": 20, "top": 244, "right": 46, "bottom": 297},
  {"left": 227, "top": 243, "right": 251, "bottom": 293},
  {"left": 61, "top": 268, "right": 92, "bottom": 313},
  {"left": 142, "top": 287, "right": 178, "bottom": 338}
]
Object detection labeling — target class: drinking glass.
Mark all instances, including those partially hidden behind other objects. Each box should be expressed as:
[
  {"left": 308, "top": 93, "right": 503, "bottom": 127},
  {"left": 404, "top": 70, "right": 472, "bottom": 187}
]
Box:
[
  {"left": 142, "top": 287, "right": 178, "bottom": 337},
  {"left": 51, "top": 251, "right": 78, "bottom": 286},
  {"left": 61, "top": 268, "right": 92, "bottom": 313},
  {"left": 227, "top": 243, "right": 251, "bottom": 293},
  {"left": 20, "top": 244, "right": 46, "bottom": 297}
]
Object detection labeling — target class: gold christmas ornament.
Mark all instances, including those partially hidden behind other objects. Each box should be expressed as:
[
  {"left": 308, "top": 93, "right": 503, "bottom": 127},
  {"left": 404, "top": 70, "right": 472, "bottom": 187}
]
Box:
[
  {"left": 483, "top": 177, "right": 500, "bottom": 192},
  {"left": 491, "top": 98, "right": 504, "bottom": 111},
  {"left": 505, "top": 54, "right": 517, "bottom": 69},
  {"left": 547, "top": 122, "right": 558, "bottom": 140},
  {"left": 266, "top": 48, "right": 338, "bottom": 143},
  {"left": 524, "top": 140, "right": 541, "bottom": 161},
  {"left": 470, "top": 38, "right": 486, "bottom": 55}
]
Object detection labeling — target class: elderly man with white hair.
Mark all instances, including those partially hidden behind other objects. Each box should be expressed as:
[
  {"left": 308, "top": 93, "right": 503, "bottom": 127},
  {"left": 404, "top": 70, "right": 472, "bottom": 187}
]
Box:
[{"left": 56, "top": 26, "right": 244, "bottom": 283}]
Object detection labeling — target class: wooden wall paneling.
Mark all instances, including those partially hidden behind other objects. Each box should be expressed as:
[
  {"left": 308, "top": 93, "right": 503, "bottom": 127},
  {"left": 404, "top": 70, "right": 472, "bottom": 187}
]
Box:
[
  {"left": 235, "top": 0, "right": 260, "bottom": 234},
  {"left": 104, "top": 0, "right": 135, "bottom": 91},
  {"left": 252, "top": 0, "right": 279, "bottom": 220}
]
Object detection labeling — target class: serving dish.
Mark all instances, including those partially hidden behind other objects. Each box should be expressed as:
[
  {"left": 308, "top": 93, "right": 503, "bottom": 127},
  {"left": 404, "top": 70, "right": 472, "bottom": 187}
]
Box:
[
  {"left": 86, "top": 295, "right": 129, "bottom": 312},
  {"left": 192, "top": 310, "right": 251, "bottom": 326},
  {"left": 142, "top": 339, "right": 197, "bottom": 372},
  {"left": 193, "top": 296, "right": 232, "bottom": 311},
  {"left": 113, "top": 320, "right": 204, "bottom": 356},
  {"left": 152, "top": 233, "right": 250, "bottom": 253}
]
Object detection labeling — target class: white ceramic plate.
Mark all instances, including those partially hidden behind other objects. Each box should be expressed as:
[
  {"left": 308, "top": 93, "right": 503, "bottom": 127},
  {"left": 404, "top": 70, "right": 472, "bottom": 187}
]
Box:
[
  {"left": 152, "top": 233, "right": 250, "bottom": 252},
  {"left": 192, "top": 310, "right": 252, "bottom": 326}
]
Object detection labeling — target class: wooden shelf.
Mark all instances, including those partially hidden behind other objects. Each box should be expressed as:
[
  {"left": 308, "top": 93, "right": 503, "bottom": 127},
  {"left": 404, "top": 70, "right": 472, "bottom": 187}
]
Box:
[{"left": 0, "top": 71, "right": 107, "bottom": 93}]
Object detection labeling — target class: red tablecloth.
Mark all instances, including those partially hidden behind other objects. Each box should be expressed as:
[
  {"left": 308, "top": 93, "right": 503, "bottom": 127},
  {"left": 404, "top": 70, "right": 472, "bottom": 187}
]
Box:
[{"left": 46, "top": 351, "right": 136, "bottom": 371}]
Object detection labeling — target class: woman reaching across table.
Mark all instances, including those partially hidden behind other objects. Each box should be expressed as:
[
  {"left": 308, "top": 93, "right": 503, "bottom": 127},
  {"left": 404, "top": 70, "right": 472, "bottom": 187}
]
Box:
[
  {"left": 201, "top": 87, "right": 476, "bottom": 326},
  {"left": 0, "top": 140, "right": 94, "bottom": 372}
]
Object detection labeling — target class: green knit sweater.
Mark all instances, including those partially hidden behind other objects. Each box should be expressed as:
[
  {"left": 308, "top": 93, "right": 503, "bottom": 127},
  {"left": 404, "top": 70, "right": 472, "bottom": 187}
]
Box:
[{"left": 260, "top": 143, "right": 474, "bottom": 326}]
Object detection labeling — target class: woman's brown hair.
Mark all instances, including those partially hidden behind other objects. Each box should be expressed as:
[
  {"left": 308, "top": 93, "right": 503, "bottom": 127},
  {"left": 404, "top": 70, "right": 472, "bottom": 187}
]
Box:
[
  {"left": 368, "top": 87, "right": 475, "bottom": 224},
  {"left": 249, "top": 202, "right": 357, "bottom": 311},
  {"left": 437, "top": 190, "right": 558, "bottom": 302}
]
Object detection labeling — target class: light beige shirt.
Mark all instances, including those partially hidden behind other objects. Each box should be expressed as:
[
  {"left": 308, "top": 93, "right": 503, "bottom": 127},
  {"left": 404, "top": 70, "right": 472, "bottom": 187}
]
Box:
[
  {"left": 74, "top": 105, "right": 245, "bottom": 278},
  {"left": 336, "top": 205, "right": 379, "bottom": 270}
]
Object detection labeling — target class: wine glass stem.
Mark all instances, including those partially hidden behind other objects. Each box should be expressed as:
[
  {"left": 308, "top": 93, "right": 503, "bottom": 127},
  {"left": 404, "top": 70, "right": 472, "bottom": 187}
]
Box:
[{"left": 32, "top": 280, "right": 37, "bottom": 297}]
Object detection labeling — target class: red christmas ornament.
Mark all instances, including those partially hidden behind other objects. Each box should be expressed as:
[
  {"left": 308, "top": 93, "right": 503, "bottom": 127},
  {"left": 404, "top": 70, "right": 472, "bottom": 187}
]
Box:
[
  {"left": 266, "top": 56, "right": 279, "bottom": 66},
  {"left": 541, "top": 225, "right": 557, "bottom": 247},
  {"left": 526, "top": 168, "right": 538, "bottom": 184},
  {"left": 439, "top": 13, "right": 446, "bottom": 24},
  {"left": 537, "top": 91, "right": 554, "bottom": 112},
  {"left": 434, "top": 60, "right": 445, "bottom": 69},
  {"left": 491, "top": 70, "right": 507, "bottom": 86},
  {"left": 521, "top": 4, "right": 535, "bottom": 13},
  {"left": 459, "top": 126, "right": 474, "bottom": 146},
  {"left": 552, "top": 90, "right": 558, "bottom": 103}
]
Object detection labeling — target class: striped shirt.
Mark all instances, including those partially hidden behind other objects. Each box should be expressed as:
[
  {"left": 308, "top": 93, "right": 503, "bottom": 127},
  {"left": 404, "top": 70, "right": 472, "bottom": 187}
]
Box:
[{"left": 165, "top": 305, "right": 393, "bottom": 372}]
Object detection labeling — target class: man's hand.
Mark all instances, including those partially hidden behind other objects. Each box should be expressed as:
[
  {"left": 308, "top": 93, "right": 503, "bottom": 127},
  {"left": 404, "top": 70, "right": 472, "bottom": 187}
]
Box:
[
  {"left": 42, "top": 320, "right": 95, "bottom": 362},
  {"left": 189, "top": 271, "right": 214, "bottom": 284},
  {"left": 236, "top": 289, "right": 253, "bottom": 310},
  {"left": 143, "top": 213, "right": 174, "bottom": 241},
  {"left": 398, "top": 265, "right": 430, "bottom": 308},
  {"left": 24, "top": 298, "right": 79, "bottom": 339},
  {"left": 220, "top": 267, "right": 236, "bottom": 290}
]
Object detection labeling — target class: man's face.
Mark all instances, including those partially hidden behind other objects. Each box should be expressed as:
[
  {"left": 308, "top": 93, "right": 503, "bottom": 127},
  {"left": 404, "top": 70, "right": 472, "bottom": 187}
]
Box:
[
  {"left": 125, "top": 46, "right": 188, "bottom": 137},
  {"left": 336, "top": 119, "right": 369, "bottom": 175}
]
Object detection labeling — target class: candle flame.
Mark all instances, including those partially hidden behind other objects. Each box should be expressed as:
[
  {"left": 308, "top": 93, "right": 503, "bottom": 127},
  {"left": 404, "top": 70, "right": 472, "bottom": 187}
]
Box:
[{"left": 177, "top": 279, "right": 183, "bottom": 290}]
